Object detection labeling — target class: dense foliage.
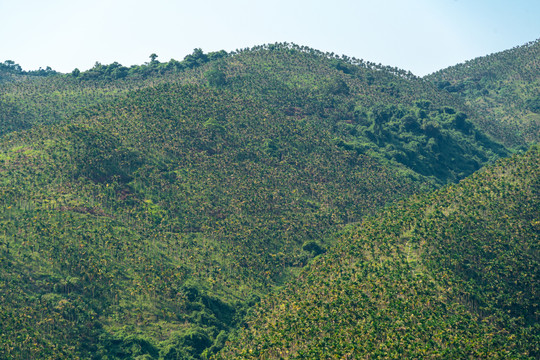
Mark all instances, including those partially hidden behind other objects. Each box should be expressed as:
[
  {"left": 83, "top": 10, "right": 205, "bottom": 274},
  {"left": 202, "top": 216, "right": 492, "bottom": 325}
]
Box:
[
  {"left": 0, "top": 60, "right": 58, "bottom": 83},
  {"left": 0, "top": 40, "right": 536, "bottom": 358},
  {"left": 220, "top": 146, "right": 539, "bottom": 359},
  {"left": 178, "top": 43, "right": 508, "bottom": 183},
  {"left": 0, "top": 68, "right": 421, "bottom": 359},
  {"left": 427, "top": 39, "right": 540, "bottom": 148}
]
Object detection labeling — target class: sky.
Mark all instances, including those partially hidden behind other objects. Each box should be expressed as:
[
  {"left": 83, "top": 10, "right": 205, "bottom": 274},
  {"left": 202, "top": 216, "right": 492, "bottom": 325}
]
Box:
[{"left": 1, "top": 0, "right": 539, "bottom": 76}]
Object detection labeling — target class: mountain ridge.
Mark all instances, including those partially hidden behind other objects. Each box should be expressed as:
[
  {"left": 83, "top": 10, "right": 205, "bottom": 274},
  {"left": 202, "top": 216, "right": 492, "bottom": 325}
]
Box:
[
  {"left": 219, "top": 145, "right": 539, "bottom": 359},
  {"left": 426, "top": 38, "right": 540, "bottom": 148},
  {"left": 0, "top": 39, "right": 538, "bottom": 358}
]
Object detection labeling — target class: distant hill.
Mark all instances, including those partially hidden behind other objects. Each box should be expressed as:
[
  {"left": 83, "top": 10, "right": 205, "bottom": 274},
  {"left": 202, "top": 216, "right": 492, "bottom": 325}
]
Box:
[
  {"left": 5, "top": 44, "right": 507, "bottom": 183},
  {"left": 426, "top": 39, "right": 540, "bottom": 148},
  {"left": 0, "top": 60, "right": 58, "bottom": 84},
  {"left": 0, "top": 76, "right": 421, "bottom": 359},
  {"left": 0, "top": 42, "right": 533, "bottom": 358},
  {"left": 219, "top": 146, "right": 539, "bottom": 359}
]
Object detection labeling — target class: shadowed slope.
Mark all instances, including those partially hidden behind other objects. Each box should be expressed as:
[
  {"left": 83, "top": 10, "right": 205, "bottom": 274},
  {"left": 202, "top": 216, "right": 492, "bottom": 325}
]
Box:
[{"left": 220, "top": 146, "right": 539, "bottom": 359}]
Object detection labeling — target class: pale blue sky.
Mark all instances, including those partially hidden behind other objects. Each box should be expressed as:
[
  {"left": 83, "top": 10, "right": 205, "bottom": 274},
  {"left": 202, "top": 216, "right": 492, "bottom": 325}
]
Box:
[{"left": 1, "top": 0, "right": 539, "bottom": 76}]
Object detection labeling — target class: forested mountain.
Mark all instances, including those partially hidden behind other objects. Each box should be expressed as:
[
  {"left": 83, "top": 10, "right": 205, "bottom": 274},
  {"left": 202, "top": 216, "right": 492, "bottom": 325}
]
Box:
[
  {"left": 426, "top": 39, "right": 540, "bottom": 148},
  {"left": 1, "top": 44, "right": 507, "bottom": 184},
  {"left": 220, "top": 146, "right": 540, "bottom": 359},
  {"left": 0, "top": 41, "right": 537, "bottom": 359}
]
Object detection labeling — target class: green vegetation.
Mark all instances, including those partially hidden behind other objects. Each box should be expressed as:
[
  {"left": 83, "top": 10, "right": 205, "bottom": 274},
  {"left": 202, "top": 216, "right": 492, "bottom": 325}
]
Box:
[
  {"left": 0, "top": 60, "right": 57, "bottom": 83},
  {"left": 0, "top": 59, "right": 420, "bottom": 359},
  {"left": 220, "top": 146, "right": 539, "bottom": 359},
  {"left": 0, "top": 40, "right": 537, "bottom": 358},
  {"left": 333, "top": 101, "right": 506, "bottom": 182},
  {"left": 427, "top": 38, "right": 540, "bottom": 148}
]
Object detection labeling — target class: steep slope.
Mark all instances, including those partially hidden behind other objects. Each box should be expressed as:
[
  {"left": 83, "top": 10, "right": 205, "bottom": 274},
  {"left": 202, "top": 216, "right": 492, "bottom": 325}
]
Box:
[
  {"left": 0, "top": 70, "right": 160, "bottom": 137},
  {"left": 426, "top": 39, "right": 540, "bottom": 148},
  {"left": 1, "top": 44, "right": 508, "bottom": 184},
  {"left": 0, "top": 44, "right": 518, "bottom": 358},
  {"left": 219, "top": 146, "right": 539, "bottom": 359},
  {"left": 0, "top": 82, "right": 421, "bottom": 359},
  {"left": 187, "top": 43, "right": 508, "bottom": 183}
]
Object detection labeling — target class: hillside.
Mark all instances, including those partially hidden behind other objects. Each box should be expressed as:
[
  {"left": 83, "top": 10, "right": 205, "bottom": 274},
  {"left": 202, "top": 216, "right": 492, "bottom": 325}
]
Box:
[
  {"left": 0, "top": 73, "right": 424, "bottom": 358},
  {"left": 189, "top": 44, "right": 508, "bottom": 183},
  {"left": 1, "top": 44, "right": 509, "bottom": 184},
  {"left": 219, "top": 146, "right": 539, "bottom": 359},
  {"left": 426, "top": 39, "right": 540, "bottom": 148},
  {"left": 0, "top": 42, "right": 530, "bottom": 358},
  {"left": 0, "top": 49, "right": 228, "bottom": 137}
]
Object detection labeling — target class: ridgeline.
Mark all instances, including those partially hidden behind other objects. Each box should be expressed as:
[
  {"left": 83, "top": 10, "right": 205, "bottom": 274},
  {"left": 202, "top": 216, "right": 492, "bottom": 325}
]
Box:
[{"left": 0, "top": 40, "right": 537, "bottom": 359}]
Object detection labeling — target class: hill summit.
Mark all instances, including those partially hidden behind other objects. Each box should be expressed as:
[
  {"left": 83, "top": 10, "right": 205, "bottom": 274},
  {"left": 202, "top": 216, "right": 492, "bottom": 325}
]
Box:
[{"left": 0, "top": 40, "right": 537, "bottom": 358}]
